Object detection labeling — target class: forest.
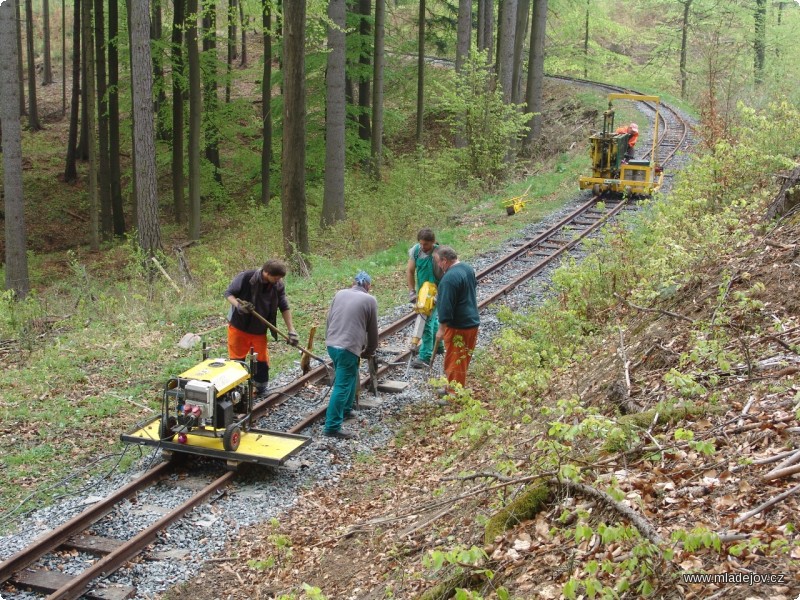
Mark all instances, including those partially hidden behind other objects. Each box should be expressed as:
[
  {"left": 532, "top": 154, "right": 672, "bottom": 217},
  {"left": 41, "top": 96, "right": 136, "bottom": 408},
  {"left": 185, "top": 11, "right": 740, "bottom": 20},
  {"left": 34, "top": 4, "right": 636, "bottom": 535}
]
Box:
[{"left": 2, "top": 0, "right": 799, "bottom": 299}]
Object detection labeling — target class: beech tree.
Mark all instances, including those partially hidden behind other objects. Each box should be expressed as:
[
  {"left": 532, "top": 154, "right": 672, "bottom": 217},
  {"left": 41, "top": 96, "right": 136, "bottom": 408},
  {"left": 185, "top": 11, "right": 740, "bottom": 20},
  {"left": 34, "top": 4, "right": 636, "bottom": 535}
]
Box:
[{"left": 1, "top": 0, "right": 30, "bottom": 298}]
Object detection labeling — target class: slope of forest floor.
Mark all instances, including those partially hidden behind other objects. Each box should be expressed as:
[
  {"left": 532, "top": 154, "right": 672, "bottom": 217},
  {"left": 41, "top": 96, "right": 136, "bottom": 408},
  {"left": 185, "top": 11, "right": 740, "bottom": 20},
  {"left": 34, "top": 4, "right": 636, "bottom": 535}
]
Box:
[{"left": 164, "top": 206, "right": 800, "bottom": 599}]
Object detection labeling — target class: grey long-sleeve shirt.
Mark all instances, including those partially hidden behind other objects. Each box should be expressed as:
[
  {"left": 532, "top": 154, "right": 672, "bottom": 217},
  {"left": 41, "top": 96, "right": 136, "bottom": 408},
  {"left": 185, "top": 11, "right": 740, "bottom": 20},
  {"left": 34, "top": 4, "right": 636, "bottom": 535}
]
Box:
[{"left": 325, "top": 285, "right": 379, "bottom": 358}]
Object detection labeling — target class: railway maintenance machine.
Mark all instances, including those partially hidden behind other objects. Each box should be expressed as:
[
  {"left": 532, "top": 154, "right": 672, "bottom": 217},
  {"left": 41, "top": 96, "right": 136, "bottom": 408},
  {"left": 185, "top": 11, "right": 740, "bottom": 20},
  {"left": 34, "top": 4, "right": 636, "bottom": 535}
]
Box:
[
  {"left": 122, "top": 351, "right": 310, "bottom": 468},
  {"left": 579, "top": 93, "right": 664, "bottom": 196}
]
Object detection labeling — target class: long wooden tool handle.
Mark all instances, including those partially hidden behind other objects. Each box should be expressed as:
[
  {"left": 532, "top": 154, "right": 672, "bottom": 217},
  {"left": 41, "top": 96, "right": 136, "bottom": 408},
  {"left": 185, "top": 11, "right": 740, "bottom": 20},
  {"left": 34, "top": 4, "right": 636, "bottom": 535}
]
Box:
[{"left": 237, "top": 298, "right": 328, "bottom": 365}]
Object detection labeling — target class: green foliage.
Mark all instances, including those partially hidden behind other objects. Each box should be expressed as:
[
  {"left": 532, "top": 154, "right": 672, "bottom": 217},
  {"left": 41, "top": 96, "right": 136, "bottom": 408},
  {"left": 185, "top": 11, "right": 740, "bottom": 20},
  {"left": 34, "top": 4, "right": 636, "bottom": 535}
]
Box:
[{"left": 433, "top": 48, "right": 530, "bottom": 186}]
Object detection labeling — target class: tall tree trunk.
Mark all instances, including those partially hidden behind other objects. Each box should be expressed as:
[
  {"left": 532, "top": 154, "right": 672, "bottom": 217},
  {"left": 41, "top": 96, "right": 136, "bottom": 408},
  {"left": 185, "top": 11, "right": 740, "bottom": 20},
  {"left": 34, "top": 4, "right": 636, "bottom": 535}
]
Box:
[
  {"left": 483, "top": 0, "right": 494, "bottom": 64},
  {"left": 226, "top": 0, "right": 236, "bottom": 102},
  {"left": 322, "top": 0, "right": 346, "bottom": 227},
  {"left": 24, "top": 0, "right": 42, "bottom": 130},
  {"left": 454, "top": 0, "right": 472, "bottom": 149},
  {"left": 62, "top": 0, "right": 66, "bottom": 114},
  {"left": 64, "top": 0, "right": 81, "bottom": 182},
  {"left": 172, "top": 0, "right": 186, "bottom": 223},
  {"left": 1, "top": 0, "right": 30, "bottom": 298},
  {"left": 131, "top": 0, "right": 162, "bottom": 253},
  {"left": 261, "top": 0, "right": 272, "bottom": 206},
  {"left": 357, "top": 0, "right": 371, "bottom": 142},
  {"left": 477, "top": 0, "right": 484, "bottom": 51},
  {"left": 416, "top": 0, "right": 425, "bottom": 143},
  {"left": 108, "top": 0, "right": 125, "bottom": 235},
  {"left": 583, "top": 0, "right": 589, "bottom": 79},
  {"left": 230, "top": 0, "right": 238, "bottom": 58},
  {"left": 370, "top": 0, "right": 385, "bottom": 179},
  {"left": 152, "top": 0, "right": 169, "bottom": 139},
  {"left": 94, "top": 0, "right": 112, "bottom": 237},
  {"left": 82, "top": 0, "right": 99, "bottom": 251},
  {"left": 16, "top": 0, "right": 26, "bottom": 116},
  {"left": 511, "top": 0, "right": 529, "bottom": 104},
  {"left": 497, "top": 0, "right": 517, "bottom": 103},
  {"left": 78, "top": 43, "right": 88, "bottom": 158},
  {"left": 202, "top": 0, "right": 222, "bottom": 183},
  {"left": 455, "top": 0, "right": 471, "bottom": 74},
  {"left": 42, "top": 0, "right": 54, "bottom": 84},
  {"left": 524, "top": 0, "right": 546, "bottom": 150},
  {"left": 281, "top": 0, "right": 309, "bottom": 259},
  {"left": 125, "top": 0, "right": 138, "bottom": 222},
  {"left": 188, "top": 0, "right": 202, "bottom": 240},
  {"left": 679, "top": 0, "right": 692, "bottom": 100},
  {"left": 753, "top": 0, "right": 766, "bottom": 84},
  {"left": 239, "top": 0, "right": 246, "bottom": 66}
]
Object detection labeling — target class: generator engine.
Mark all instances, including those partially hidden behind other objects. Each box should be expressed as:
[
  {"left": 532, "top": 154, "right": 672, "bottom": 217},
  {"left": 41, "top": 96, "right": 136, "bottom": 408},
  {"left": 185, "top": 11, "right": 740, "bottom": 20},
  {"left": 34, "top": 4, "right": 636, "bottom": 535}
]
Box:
[{"left": 160, "top": 357, "right": 253, "bottom": 451}]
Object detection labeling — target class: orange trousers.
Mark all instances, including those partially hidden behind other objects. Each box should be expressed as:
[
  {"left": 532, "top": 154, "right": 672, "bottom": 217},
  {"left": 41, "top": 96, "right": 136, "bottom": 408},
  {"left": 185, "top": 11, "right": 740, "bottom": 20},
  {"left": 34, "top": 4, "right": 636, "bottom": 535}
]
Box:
[
  {"left": 442, "top": 325, "right": 479, "bottom": 389},
  {"left": 227, "top": 324, "right": 270, "bottom": 364}
]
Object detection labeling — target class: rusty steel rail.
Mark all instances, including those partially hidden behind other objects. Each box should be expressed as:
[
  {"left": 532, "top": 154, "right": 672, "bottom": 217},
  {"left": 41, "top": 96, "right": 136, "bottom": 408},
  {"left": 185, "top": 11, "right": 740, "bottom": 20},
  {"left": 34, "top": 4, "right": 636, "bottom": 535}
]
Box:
[
  {"left": 0, "top": 462, "right": 171, "bottom": 586},
  {"left": 45, "top": 471, "right": 235, "bottom": 600},
  {"left": 0, "top": 462, "right": 235, "bottom": 600}
]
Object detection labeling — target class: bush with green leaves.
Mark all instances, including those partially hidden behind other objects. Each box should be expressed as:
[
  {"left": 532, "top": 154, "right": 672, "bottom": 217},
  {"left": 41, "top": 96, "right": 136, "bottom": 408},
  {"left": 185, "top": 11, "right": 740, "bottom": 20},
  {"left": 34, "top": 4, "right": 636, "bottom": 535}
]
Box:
[{"left": 433, "top": 48, "right": 530, "bottom": 186}]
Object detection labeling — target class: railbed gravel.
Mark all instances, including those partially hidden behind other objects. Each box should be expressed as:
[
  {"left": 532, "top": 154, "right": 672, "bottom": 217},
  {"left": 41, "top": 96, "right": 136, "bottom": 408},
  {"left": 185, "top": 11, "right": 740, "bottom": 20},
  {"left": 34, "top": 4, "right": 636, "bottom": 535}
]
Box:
[{"left": 0, "top": 108, "right": 695, "bottom": 600}]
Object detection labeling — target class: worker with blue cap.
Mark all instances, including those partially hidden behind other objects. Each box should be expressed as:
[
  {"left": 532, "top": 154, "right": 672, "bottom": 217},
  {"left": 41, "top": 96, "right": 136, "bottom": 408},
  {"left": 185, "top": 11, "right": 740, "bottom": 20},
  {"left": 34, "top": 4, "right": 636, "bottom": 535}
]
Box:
[{"left": 322, "top": 271, "right": 379, "bottom": 439}]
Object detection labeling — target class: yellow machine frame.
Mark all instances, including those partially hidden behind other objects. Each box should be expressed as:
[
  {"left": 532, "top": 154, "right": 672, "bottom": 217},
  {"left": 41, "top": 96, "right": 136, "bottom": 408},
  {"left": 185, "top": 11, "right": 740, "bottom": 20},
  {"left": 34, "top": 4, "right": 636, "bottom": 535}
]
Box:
[{"left": 579, "top": 93, "right": 664, "bottom": 196}]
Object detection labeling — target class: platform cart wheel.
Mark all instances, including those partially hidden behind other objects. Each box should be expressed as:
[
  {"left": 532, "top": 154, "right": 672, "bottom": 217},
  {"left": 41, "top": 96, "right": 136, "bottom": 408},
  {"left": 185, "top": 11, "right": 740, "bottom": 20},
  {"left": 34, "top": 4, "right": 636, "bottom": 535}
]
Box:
[
  {"left": 223, "top": 424, "right": 241, "bottom": 451},
  {"left": 159, "top": 416, "right": 177, "bottom": 441}
]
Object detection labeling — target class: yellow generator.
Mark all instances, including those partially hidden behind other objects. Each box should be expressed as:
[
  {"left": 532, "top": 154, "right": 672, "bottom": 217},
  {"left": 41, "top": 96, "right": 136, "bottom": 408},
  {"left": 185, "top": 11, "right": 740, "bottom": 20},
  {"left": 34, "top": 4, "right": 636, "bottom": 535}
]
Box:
[
  {"left": 159, "top": 356, "right": 254, "bottom": 451},
  {"left": 579, "top": 93, "right": 664, "bottom": 196}
]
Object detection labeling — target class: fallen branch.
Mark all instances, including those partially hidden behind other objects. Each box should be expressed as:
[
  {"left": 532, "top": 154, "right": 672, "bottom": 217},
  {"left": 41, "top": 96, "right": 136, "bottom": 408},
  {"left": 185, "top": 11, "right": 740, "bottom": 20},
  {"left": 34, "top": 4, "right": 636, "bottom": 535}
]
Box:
[
  {"left": 761, "top": 462, "right": 800, "bottom": 483},
  {"left": 764, "top": 239, "right": 796, "bottom": 251},
  {"left": 733, "top": 483, "right": 800, "bottom": 525},
  {"left": 613, "top": 293, "right": 694, "bottom": 323},
  {"left": 151, "top": 257, "right": 182, "bottom": 294},
  {"left": 443, "top": 471, "right": 515, "bottom": 483},
  {"left": 552, "top": 478, "right": 664, "bottom": 546}
]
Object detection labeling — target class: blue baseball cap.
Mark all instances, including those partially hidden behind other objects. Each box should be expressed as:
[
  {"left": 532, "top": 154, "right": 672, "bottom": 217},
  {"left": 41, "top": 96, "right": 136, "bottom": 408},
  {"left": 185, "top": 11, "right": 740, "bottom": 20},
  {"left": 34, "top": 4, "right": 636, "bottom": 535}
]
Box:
[{"left": 354, "top": 270, "right": 372, "bottom": 286}]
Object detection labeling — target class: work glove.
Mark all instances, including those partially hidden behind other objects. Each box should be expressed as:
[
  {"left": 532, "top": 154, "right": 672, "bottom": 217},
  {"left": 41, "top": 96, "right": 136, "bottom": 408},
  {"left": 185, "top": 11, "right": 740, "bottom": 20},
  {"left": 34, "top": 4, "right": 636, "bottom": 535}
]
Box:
[
  {"left": 408, "top": 290, "right": 417, "bottom": 304},
  {"left": 287, "top": 331, "right": 299, "bottom": 346},
  {"left": 361, "top": 351, "right": 374, "bottom": 359},
  {"left": 237, "top": 300, "right": 255, "bottom": 314}
]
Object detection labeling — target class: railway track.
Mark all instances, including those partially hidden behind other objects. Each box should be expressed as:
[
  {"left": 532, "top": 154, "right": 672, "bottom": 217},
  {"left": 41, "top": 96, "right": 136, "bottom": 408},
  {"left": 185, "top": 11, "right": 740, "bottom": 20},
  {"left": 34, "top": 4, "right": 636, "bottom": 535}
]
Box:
[
  {"left": 0, "top": 462, "right": 233, "bottom": 599},
  {"left": 258, "top": 84, "right": 692, "bottom": 432},
  {"left": 0, "top": 83, "right": 694, "bottom": 600}
]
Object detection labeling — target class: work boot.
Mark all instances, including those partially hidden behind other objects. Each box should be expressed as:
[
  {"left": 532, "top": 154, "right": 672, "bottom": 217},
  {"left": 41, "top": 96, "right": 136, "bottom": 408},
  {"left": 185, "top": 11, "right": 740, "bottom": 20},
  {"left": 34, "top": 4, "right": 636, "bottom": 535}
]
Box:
[
  {"left": 322, "top": 428, "right": 357, "bottom": 440},
  {"left": 344, "top": 409, "right": 362, "bottom": 419},
  {"left": 254, "top": 383, "right": 268, "bottom": 397},
  {"left": 410, "top": 358, "right": 428, "bottom": 369}
]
